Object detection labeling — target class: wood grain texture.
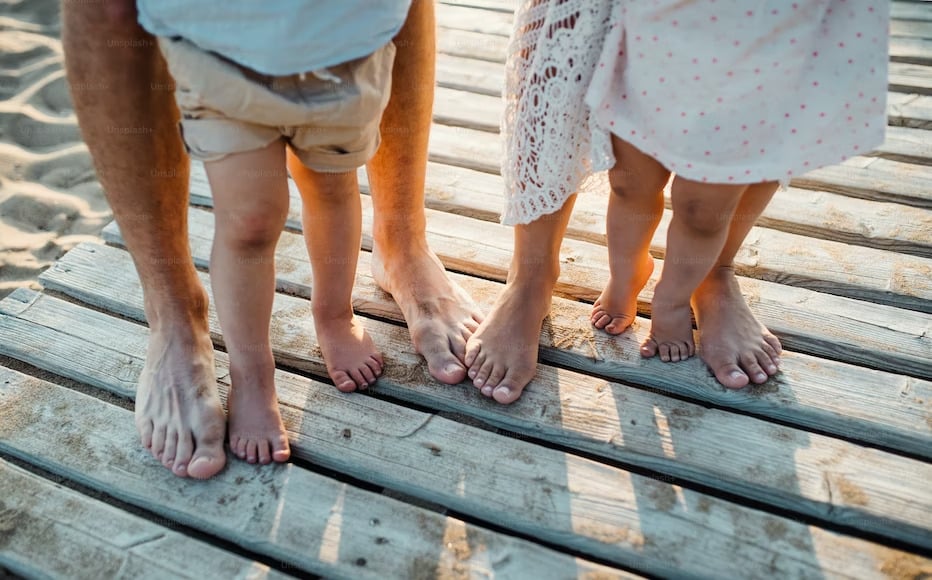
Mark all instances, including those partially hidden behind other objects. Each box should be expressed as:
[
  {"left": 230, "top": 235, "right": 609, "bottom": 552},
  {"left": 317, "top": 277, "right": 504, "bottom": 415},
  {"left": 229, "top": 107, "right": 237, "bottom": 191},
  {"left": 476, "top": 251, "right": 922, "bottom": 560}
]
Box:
[
  {"left": 30, "top": 243, "right": 932, "bottom": 552},
  {"left": 1, "top": 290, "right": 929, "bottom": 578},
  {"left": 0, "top": 363, "right": 630, "bottom": 580},
  {"left": 0, "top": 454, "right": 287, "bottom": 580}
]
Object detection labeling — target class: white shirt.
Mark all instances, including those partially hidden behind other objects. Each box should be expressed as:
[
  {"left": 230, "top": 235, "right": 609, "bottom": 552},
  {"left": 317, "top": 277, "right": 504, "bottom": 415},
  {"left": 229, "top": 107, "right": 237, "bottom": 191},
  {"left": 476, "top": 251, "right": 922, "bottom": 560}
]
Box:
[{"left": 138, "top": 0, "right": 412, "bottom": 76}]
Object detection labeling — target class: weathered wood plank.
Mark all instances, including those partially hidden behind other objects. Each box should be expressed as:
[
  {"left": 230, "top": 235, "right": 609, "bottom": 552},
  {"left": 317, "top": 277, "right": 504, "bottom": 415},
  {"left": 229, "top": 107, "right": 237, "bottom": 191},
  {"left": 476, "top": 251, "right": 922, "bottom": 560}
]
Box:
[
  {"left": 893, "top": 1, "right": 932, "bottom": 23},
  {"left": 0, "top": 454, "right": 287, "bottom": 580},
  {"left": 875, "top": 124, "right": 932, "bottom": 165},
  {"left": 183, "top": 170, "right": 932, "bottom": 381},
  {"left": 890, "top": 35, "right": 932, "bottom": 65},
  {"left": 439, "top": 0, "right": 516, "bottom": 14},
  {"left": 436, "top": 4, "right": 512, "bottom": 36},
  {"left": 891, "top": 18, "right": 932, "bottom": 40},
  {"left": 886, "top": 93, "right": 932, "bottom": 128},
  {"left": 2, "top": 289, "right": 930, "bottom": 577},
  {"left": 888, "top": 62, "right": 932, "bottom": 95},
  {"left": 0, "top": 360, "right": 629, "bottom": 580},
  {"left": 32, "top": 243, "right": 932, "bottom": 550},
  {"left": 793, "top": 156, "right": 932, "bottom": 209},
  {"left": 436, "top": 54, "right": 503, "bottom": 97},
  {"left": 437, "top": 28, "right": 508, "bottom": 63}
]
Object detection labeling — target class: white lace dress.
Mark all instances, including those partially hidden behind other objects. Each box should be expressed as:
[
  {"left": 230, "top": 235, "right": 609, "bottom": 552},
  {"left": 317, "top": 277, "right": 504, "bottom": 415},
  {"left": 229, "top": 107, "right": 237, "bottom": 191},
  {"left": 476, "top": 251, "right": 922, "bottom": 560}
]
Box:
[{"left": 501, "top": 0, "right": 890, "bottom": 225}]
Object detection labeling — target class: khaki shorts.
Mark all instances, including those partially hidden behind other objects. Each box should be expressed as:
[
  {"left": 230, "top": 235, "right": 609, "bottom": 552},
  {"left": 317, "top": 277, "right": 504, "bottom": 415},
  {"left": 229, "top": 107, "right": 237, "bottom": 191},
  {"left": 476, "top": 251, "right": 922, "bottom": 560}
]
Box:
[{"left": 158, "top": 37, "right": 395, "bottom": 173}]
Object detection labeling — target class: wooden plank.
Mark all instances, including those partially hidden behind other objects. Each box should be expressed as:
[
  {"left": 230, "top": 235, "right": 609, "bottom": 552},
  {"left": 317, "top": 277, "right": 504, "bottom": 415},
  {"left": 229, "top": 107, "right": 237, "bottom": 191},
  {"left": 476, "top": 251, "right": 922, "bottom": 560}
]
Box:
[
  {"left": 436, "top": 4, "right": 512, "bottom": 37},
  {"left": 794, "top": 156, "right": 932, "bottom": 209},
  {"left": 436, "top": 53, "right": 503, "bottom": 97},
  {"left": 892, "top": 1, "right": 932, "bottom": 22},
  {"left": 888, "top": 62, "right": 932, "bottom": 95},
  {"left": 874, "top": 124, "right": 932, "bottom": 165},
  {"left": 1, "top": 291, "right": 930, "bottom": 578},
  {"left": 182, "top": 168, "right": 932, "bottom": 380},
  {"left": 886, "top": 93, "right": 932, "bottom": 129},
  {"left": 0, "top": 362, "right": 629, "bottom": 580},
  {"left": 891, "top": 18, "right": 932, "bottom": 40},
  {"left": 439, "top": 0, "right": 516, "bottom": 14},
  {"left": 0, "top": 454, "right": 288, "bottom": 580},
  {"left": 890, "top": 36, "right": 932, "bottom": 65},
  {"left": 31, "top": 244, "right": 932, "bottom": 550},
  {"left": 437, "top": 28, "right": 508, "bottom": 63}
]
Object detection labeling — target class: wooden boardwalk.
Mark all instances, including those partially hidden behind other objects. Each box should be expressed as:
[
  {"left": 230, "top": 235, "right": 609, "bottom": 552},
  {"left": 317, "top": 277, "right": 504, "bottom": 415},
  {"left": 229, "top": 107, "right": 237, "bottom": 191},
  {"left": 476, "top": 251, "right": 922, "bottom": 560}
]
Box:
[{"left": 1, "top": 1, "right": 931, "bottom": 578}]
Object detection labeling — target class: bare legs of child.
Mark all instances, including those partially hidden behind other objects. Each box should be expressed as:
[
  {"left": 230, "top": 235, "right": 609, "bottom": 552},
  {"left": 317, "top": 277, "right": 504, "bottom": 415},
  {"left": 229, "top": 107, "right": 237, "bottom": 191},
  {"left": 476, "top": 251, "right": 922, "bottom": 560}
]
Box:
[
  {"left": 205, "top": 141, "right": 292, "bottom": 465},
  {"left": 205, "top": 141, "right": 381, "bottom": 464},
  {"left": 595, "top": 136, "right": 782, "bottom": 385},
  {"left": 288, "top": 152, "right": 384, "bottom": 393}
]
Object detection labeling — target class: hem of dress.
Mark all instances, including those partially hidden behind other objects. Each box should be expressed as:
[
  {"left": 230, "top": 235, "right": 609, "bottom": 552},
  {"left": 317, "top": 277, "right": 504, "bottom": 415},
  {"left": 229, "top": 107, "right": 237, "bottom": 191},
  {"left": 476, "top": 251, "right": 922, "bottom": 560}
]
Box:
[{"left": 589, "top": 113, "right": 884, "bottom": 186}]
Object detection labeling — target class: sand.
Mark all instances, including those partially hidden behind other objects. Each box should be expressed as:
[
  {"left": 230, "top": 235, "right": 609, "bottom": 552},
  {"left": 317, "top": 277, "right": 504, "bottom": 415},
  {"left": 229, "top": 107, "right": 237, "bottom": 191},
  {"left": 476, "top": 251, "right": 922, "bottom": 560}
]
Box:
[{"left": 0, "top": 0, "right": 112, "bottom": 298}]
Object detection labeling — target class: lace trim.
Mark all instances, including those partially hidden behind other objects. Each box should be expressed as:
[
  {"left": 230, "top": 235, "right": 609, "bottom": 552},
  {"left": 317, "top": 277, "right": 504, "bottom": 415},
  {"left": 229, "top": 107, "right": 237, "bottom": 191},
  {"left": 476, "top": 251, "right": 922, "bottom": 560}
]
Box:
[{"left": 501, "top": 0, "right": 618, "bottom": 225}]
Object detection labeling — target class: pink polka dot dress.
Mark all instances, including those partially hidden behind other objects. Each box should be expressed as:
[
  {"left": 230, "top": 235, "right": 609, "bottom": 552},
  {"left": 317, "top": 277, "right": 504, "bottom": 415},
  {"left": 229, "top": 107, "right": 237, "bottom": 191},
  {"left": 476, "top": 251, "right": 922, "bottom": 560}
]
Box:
[{"left": 501, "top": 0, "right": 890, "bottom": 225}]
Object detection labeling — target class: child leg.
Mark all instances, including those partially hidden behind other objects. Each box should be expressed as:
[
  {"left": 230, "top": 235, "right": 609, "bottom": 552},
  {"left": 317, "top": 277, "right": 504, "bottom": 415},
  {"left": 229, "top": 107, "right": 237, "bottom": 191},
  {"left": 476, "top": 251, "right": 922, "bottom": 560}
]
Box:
[
  {"left": 642, "top": 177, "right": 747, "bottom": 362},
  {"left": 464, "top": 195, "right": 577, "bottom": 404},
  {"left": 287, "top": 153, "right": 382, "bottom": 392},
  {"left": 205, "top": 140, "right": 291, "bottom": 465},
  {"left": 592, "top": 136, "right": 669, "bottom": 334},
  {"left": 692, "top": 182, "right": 782, "bottom": 388}
]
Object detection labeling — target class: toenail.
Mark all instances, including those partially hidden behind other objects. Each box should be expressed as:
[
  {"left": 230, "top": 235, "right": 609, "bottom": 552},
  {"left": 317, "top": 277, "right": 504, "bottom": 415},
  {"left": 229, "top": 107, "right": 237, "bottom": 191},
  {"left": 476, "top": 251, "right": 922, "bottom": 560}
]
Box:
[
  {"left": 445, "top": 364, "right": 461, "bottom": 375},
  {"left": 730, "top": 371, "right": 744, "bottom": 379},
  {"left": 481, "top": 386, "right": 493, "bottom": 396},
  {"left": 474, "top": 378, "right": 484, "bottom": 387}
]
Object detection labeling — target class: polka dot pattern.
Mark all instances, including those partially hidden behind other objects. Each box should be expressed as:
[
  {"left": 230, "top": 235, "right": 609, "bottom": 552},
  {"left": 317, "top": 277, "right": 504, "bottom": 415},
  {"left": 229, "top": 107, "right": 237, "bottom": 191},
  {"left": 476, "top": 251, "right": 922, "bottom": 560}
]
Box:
[{"left": 585, "top": 0, "right": 889, "bottom": 185}]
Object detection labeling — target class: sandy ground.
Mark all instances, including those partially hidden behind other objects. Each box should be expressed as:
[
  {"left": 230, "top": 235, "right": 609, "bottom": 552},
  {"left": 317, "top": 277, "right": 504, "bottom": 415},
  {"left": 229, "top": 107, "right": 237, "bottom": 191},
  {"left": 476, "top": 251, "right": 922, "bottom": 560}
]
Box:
[{"left": 0, "top": 0, "right": 112, "bottom": 298}]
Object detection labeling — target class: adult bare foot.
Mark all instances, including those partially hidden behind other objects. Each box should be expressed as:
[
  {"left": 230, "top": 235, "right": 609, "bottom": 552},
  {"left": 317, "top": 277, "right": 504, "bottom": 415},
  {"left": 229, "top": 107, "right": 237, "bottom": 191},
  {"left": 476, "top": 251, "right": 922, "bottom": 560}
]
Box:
[
  {"left": 639, "top": 281, "right": 696, "bottom": 362},
  {"left": 591, "top": 252, "right": 654, "bottom": 335},
  {"left": 226, "top": 353, "right": 291, "bottom": 465},
  {"left": 314, "top": 312, "right": 383, "bottom": 392},
  {"left": 692, "top": 266, "right": 782, "bottom": 388},
  {"left": 135, "top": 306, "right": 227, "bottom": 479},
  {"left": 372, "top": 246, "right": 482, "bottom": 384},
  {"left": 463, "top": 278, "right": 550, "bottom": 404}
]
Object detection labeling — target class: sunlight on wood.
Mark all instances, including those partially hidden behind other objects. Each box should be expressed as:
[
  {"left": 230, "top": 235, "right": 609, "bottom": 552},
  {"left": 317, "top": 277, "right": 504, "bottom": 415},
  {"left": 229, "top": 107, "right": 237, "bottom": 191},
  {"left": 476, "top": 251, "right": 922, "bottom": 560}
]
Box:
[
  {"left": 652, "top": 406, "right": 678, "bottom": 460},
  {"left": 318, "top": 485, "right": 346, "bottom": 565}
]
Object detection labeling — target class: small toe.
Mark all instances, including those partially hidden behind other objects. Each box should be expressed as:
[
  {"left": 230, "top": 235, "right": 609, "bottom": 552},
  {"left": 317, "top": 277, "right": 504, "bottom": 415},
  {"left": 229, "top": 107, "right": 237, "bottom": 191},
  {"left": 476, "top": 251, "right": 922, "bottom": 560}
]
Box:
[
  {"left": 739, "top": 352, "right": 768, "bottom": 384},
  {"left": 492, "top": 377, "right": 525, "bottom": 405},
  {"left": 150, "top": 425, "right": 167, "bottom": 459},
  {"left": 257, "top": 439, "right": 272, "bottom": 465},
  {"left": 161, "top": 430, "right": 178, "bottom": 467},
  {"left": 137, "top": 418, "right": 154, "bottom": 449},
  {"left": 246, "top": 440, "right": 258, "bottom": 464},
  {"left": 484, "top": 364, "right": 506, "bottom": 389},
  {"left": 464, "top": 339, "right": 482, "bottom": 367},
  {"left": 359, "top": 364, "right": 376, "bottom": 386},
  {"left": 173, "top": 432, "right": 194, "bottom": 477},
  {"left": 764, "top": 334, "right": 783, "bottom": 356},
  {"left": 472, "top": 359, "right": 494, "bottom": 388}
]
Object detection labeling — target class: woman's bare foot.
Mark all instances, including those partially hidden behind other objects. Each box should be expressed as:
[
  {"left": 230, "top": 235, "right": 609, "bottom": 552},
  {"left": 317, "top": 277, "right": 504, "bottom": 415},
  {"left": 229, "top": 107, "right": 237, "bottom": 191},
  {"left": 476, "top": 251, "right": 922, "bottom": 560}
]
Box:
[
  {"left": 372, "top": 246, "right": 482, "bottom": 384},
  {"left": 591, "top": 252, "right": 654, "bottom": 335},
  {"left": 463, "top": 278, "right": 552, "bottom": 404},
  {"left": 314, "top": 311, "right": 384, "bottom": 392},
  {"left": 640, "top": 281, "right": 697, "bottom": 362},
  {"left": 692, "top": 266, "right": 782, "bottom": 388},
  {"left": 135, "top": 307, "right": 228, "bottom": 479},
  {"left": 226, "top": 354, "right": 291, "bottom": 465}
]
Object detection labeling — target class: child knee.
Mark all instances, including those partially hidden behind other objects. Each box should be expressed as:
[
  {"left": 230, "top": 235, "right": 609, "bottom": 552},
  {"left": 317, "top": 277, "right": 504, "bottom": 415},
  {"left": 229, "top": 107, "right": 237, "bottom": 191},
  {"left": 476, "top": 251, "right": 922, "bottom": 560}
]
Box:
[
  {"left": 608, "top": 166, "right": 667, "bottom": 201},
  {"left": 676, "top": 199, "right": 731, "bottom": 236},
  {"left": 220, "top": 212, "right": 284, "bottom": 249}
]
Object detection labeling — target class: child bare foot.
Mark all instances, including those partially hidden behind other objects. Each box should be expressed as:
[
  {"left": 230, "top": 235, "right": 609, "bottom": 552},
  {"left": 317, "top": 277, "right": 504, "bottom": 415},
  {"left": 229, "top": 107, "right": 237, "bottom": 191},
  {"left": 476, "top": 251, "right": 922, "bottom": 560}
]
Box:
[
  {"left": 464, "top": 278, "right": 550, "bottom": 404},
  {"left": 640, "top": 282, "right": 696, "bottom": 362},
  {"left": 314, "top": 312, "right": 383, "bottom": 392},
  {"left": 226, "top": 357, "right": 291, "bottom": 465},
  {"left": 693, "top": 266, "right": 782, "bottom": 388},
  {"left": 591, "top": 251, "right": 654, "bottom": 335}
]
